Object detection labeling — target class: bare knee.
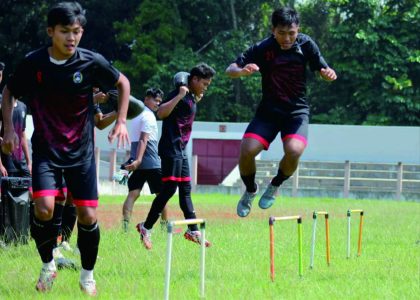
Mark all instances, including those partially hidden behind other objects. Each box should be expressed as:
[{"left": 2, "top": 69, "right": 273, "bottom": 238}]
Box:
[
  {"left": 35, "top": 207, "right": 54, "bottom": 221},
  {"left": 284, "top": 139, "right": 306, "bottom": 159},
  {"left": 77, "top": 207, "right": 97, "bottom": 225},
  {"left": 240, "top": 138, "right": 264, "bottom": 161}
]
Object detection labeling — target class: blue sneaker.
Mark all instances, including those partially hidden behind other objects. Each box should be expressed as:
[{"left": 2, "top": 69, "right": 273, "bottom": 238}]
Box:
[
  {"left": 237, "top": 184, "right": 258, "bottom": 217},
  {"left": 258, "top": 183, "right": 279, "bottom": 209}
]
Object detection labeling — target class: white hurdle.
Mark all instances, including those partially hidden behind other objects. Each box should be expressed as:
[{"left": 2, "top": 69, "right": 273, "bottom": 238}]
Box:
[{"left": 164, "top": 219, "right": 206, "bottom": 300}]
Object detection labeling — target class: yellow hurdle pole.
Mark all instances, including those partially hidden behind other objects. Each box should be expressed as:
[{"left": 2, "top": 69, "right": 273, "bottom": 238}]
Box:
[
  {"left": 357, "top": 212, "right": 364, "bottom": 256},
  {"left": 297, "top": 217, "right": 303, "bottom": 277},
  {"left": 325, "top": 213, "right": 330, "bottom": 266},
  {"left": 269, "top": 217, "right": 275, "bottom": 282},
  {"left": 347, "top": 209, "right": 364, "bottom": 258},
  {"left": 269, "top": 215, "right": 303, "bottom": 281}
]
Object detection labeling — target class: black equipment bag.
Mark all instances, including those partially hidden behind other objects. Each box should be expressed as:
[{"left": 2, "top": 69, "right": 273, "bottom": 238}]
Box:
[{"left": 0, "top": 177, "right": 31, "bottom": 245}]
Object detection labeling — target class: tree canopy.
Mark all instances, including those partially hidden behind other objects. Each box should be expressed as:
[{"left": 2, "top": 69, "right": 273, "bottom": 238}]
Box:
[{"left": 0, "top": 0, "right": 418, "bottom": 125}]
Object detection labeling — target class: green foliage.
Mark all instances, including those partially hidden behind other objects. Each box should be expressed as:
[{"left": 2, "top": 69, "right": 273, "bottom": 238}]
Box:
[{"left": 0, "top": 0, "right": 418, "bottom": 125}]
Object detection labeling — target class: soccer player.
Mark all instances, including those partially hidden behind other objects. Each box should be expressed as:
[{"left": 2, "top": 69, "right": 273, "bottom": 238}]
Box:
[
  {"left": 136, "top": 63, "right": 215, "bottom": 250},
  {"left": 1, "top": 2, "right": 130, "bottom": 295},
  {"left": 226, "top": 7, "right": 337, "bottom": 217},
  {"left": 121, "top": 87, "right": 168, "bottom": 232}
]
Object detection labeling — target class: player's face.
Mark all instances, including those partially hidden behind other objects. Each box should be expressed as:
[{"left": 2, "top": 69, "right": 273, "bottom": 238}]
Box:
[
  {"left": 47, "top": 22, "right": 84, "bottom": 60},
  {"left": 190, "top": 77, "right": 212, "bottom": 98},
  {"left": 272, "top": 23, "right": 299, "bottom": 50},
  {"left": 145, "top": 96, "right": 162, "bottom": 112}
]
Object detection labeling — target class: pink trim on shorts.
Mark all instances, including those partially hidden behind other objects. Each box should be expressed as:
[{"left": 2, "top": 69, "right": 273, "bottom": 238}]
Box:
[
  {"left": 243, "top": 133, "right": 269, "bottom": 150},
  {"left": 33, "top": 189, "right": 62, "bottom": 199},
  {"left": 282, "top": 134, "right": 308, "bottom": 146},
  {"left": 162, "top": 176, "right": 191, "bottom": 182},
  {"left": 72, "top": 199, "right": 98, "bottom": 207}
]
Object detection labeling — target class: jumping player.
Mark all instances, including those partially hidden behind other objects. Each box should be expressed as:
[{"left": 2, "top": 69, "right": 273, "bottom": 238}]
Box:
[
  {"left": 1, "top": 1, "right": 130, "bottom": 295},
  {"left": 226, "top": 7, "right": 337, "bottom": 217},
  {"left": 121, "top": 88, "right": 168, "bottom": 232},
  {"left": 136, "top": 63, "right": 215, "bottom": 250}
]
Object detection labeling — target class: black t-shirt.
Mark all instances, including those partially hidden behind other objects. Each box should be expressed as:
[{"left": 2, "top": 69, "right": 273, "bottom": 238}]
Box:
[
  {"left": 7, "top": 46, "right": 120, "bottom": 167},
  {"left": 235, "top": 33, "right": 328, "bottom": 117},
  {"left": 158, "top": 89, "right": 197, "bottom": 158},
  {"left": 0, "top": 100, "right": 27, "bottom": 162}
]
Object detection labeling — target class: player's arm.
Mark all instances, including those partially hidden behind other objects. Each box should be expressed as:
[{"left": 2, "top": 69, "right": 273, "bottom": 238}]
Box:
[
  {"left": 95, "top": 111, "right": 117, "bottom": 130},
  {"left": 21, "top": 130, "right": 32, "bottom": 174},
  {"left": 157, "top": 86, "right": 188, "bottom": 119},
  {"left": 225, "top": 63, "right": 259, "bottom": 78},
  {"left": 124, "top": 131, "right": 149, "bottom": 171},
  {"left": 108, "top": 73, "right": 130, "bottom": 148},
  {"left": 0, "top": 120, "right": 7, "bottom": 176},
  {"left": 319, "top": 67, "right": 337, "bottom": 81},
  {"left": 1, "top": 86, "right": 19, "bottom": 155}
]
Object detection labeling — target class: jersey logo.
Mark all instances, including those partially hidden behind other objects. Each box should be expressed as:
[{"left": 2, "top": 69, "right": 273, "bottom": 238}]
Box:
[{"left": 73, "top": 71, "right": 83, "bottom": 84}]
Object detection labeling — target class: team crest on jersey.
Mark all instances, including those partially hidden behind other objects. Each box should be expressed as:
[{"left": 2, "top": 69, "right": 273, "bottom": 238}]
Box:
[{"left": 73, "top": 71, "right": 83, "bottom": 84}]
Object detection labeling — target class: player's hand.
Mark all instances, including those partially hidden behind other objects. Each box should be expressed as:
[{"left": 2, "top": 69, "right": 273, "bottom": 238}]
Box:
[
  {"left": 94, "top": 92, "right": 109, "bottom": 104},
  {"left": 125, "top": 159, "right": 141, "bottom": 171},
  {"left": 0, "top": 165, "right": 8, "bottom": 177},
  {"left": 241, "top": 64, "right": 259, "bottom": 76},
  {"left": 178, "top": 86, "right": 189, "bottom": 98},
  {"left": 320, "top": 68, "right": 337, "bottom": 81},
  {"left": 108, "top": 121, "right": 130, "bottom": 149},
  {"left": 1, "top": 129, "right": 19, "bottom": 156}
]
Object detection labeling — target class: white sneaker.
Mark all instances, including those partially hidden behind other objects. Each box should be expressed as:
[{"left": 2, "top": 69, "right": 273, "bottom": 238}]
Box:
[
  {"left": 136, "top": 222, "right": 152, "bottom": 250},
  {"left": 80, "top": 279, "right": 97, "bottom": 296},
  {"left": 60, "top": 241, "right": 73, "bottom": 252},
  {"left": 36, "top": 268, "right": 57, "bottom": 292},
  {"left": 53, "top": 247, "right": 64, "bottom": 259}
]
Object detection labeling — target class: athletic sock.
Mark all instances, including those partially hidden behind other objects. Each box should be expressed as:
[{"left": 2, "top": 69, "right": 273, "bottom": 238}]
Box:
[
  {"left": 62, "top": 205, "right": 77, "bottom": 242},
  {"left": 241, "top": 173, "right": 257, "bottom": 193},
  {"left": 42, "top": 259, "right": 57, "bottom": 272},
  {"left": 80, "top": 268, "right": 94, "bottom": 282},
  {"left": 53, "top": 203, "right": 64, "bottom": 244},
  {"left": 271, "top": 169, "right": 290, "bottom": 187},
  {"left": 77, "top": 222, "right": 100, "bottom": 271},
  {"left": 31, "top": 217, "right": 57, "bottom": 263}
]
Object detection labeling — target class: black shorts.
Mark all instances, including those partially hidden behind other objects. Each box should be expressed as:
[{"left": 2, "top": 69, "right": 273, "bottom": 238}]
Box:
[
  {"left": 161, "top": 157, "right": 190, "bottom": 183},
  {"left": 128, "top": 168, "right": 162, "bottom": 194},
  {"left": 32, "top": 158, "right": 98, "bottom": 207},
  {"left": 244, "top": 113, "right": 309, "bottom": 150}
]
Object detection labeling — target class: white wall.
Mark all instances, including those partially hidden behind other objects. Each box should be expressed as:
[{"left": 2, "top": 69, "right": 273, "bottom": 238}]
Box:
[{"left": 25, "top": 117, "right": 420, "bottom": 164}]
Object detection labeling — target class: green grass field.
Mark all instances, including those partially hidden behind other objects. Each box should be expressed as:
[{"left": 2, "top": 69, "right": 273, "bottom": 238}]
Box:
[{"left": 1, "top": 194, "right": 419, "bottom": 299}]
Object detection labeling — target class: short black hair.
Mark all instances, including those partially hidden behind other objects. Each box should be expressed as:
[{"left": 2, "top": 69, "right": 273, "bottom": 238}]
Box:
[
  {"left": 272, "top": 7, "right": 299, "bottom": 27},
  {"left": 189, "top": 63, "right": 216, "bottom": 80},
  {"left": 145, "top": 87, "right": 164, "bottom": 100},
  {"left": 48, "top": 1, "right": 87, "bottom": 27},
  {"left": 0, "top": 62, "right": 5, "bottom": 71}
]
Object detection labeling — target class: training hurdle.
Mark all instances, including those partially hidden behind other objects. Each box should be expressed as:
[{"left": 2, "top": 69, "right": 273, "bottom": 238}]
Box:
[
  {"left": 164, "top": 219, "right": 206, "bottom": 300},
  {"left": 310, "top": 211, "right": 331, "bottom": 269},
  {"left": 346, "top": 209, "right": 364, "bottom": 258},
  {"left": 269, "top": 215, "right": 303, "bottom": 282}
]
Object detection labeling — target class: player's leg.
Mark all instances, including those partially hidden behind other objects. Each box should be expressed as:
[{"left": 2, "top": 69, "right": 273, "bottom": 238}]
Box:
[
  {"left": 31, "top": 161, "right": 63, "bottom": 292},
  {"left": 137, "top": 159, "right": 178, "bottom": 249},
  {"left": 237, "top": 117, "right": 278, "bottom": 217},
  {"left": 65, "top": 160, "right": 99, "bottom": 296},
  {"left": 146, "top": 168, "right": 168, "bottom": 226},
  {"left": 122, "top": 170, "right": 144, "bottom": 231},
  {"left": 259, "top": 114, "right": 308, "bottom": 209}
]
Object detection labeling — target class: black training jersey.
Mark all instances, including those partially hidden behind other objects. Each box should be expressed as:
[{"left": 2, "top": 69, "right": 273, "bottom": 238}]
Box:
[
  {"left": 7, "top": 46, "right": 120, "bottom": 167},
  {"left": 0, "top": 100, "right": 27, "bottom": 162},
  {"left": 235, "top": 33, "right": 328, "bottom": 116},
  {"left": 158, "top": 89, "right": 196, "bottom": 158}
]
